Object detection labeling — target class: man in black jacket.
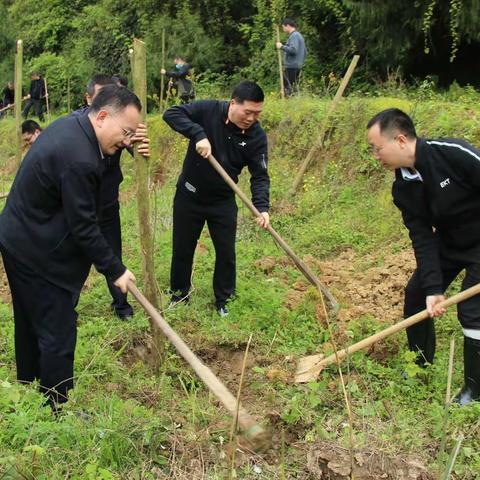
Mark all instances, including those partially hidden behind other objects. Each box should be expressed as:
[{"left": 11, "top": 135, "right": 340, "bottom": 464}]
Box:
[
  {"left": 367, "top": 108, "right": 480, "bottom": 406},
  {"left": 0, "top": 85, "right": 139, "bottom": 407},
  {"left": 22, "top": 72, "right": 46, "bottom": 122},
  {"left": 163, "top": 81, "right": 270, "bottom": 316}
]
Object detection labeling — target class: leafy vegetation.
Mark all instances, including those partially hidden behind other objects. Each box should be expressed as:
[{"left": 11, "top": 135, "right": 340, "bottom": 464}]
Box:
[
  {"left": 1, "top": 90, "right": 480, "bottom": 478},
  {"left": 2, "top": 0, "right": 480, "bottom": 111}
]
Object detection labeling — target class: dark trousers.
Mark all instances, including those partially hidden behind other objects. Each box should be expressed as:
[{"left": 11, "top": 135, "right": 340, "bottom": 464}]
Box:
[
  {"left": 404, "top": 243, "right": 480, "bottom": 364},
  {"left": 284, "top": 68, "right": 301, "bottom": 96},
  {"left": 1, "top": 245, "right": 78, "bottom": 405},
  {"left": 170, "top": 190, "right": 237, "bottom": 307},
  {"left": 100, "top": 204, "right": 132, "bottom": 316},
  {"left": 22, "top": 98, "right": 44, "bottom": 122}
]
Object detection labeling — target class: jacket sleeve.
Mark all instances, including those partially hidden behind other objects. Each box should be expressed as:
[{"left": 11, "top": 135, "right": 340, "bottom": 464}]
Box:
[
  {"left": 165, "top": 65, "right": 190, "bottom": 79},
  {"left": 248, "top": 132, "right": 270, "bottom": 212},
  {"left": 61, "top": 161, "right": 126, "bottom": 281},
  {"left": 393, "top": 179, "right": 443, "bottom": 295},
  {"left": 163, "top": 101, "right": 210, "bottom": 143},
  {"left": 282, "top": 33, "right": 299, "bottom": 55}
]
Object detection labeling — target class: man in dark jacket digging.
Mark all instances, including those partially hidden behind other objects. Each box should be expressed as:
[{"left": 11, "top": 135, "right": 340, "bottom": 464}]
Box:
[
  {"left": 367, "top": 107, "right": 480, "bottom": 406},
  {"left": 0, "top": 85, "right": 139, "bottom": 408},
  {"left": 163, "top": 80, "right": 270, "bottom": 317}
]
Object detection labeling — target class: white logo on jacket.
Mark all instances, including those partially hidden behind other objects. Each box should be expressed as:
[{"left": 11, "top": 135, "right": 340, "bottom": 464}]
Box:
[
  {"left": 440, "top": 178, "right": 451, "bottom": 188},
  {"left": 239, "top": 141, "right": 247, "bottom": 147}
]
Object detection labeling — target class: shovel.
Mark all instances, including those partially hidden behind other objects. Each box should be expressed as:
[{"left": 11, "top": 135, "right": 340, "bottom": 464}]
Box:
[{"left": 295, "top": 282, "right": 480, "bottom": 383}]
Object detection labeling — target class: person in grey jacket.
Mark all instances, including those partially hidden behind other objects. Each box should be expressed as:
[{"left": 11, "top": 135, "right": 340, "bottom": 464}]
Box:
[{"left": 276, "top": 18, "right": 307, "bottom": 96}]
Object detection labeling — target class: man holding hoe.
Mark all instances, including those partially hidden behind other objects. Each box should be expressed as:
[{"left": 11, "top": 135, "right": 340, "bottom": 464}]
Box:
[{"left": 367, "top": 108, "right": 480, "bottom": 406}]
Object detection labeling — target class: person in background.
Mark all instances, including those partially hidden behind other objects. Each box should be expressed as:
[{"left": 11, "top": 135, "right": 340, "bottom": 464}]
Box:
[
  {"left": 276, "top": 18, "right": 307, "bottom": 96},
  {"left": 22, "top": 72, "right": 46, "bottom": 122},
  {"left": 161, "top": 55, "right": 195, "bottom": 104}
]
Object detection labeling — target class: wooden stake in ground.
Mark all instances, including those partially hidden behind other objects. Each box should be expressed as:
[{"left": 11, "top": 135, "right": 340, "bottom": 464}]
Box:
[
  {"left": 128, "top": 282, "right": 270, "bottom": 451},
  {"left": 14, "top": 39, "right": 23, "bottom": 168},
  {"left": 159, "top": 28, "right": 165, "bottom": 112},
  {"left": 132, "top": 38, "right": 164, "bottom": 361},
  {"left": 295, "top": 282, "right": 480, "bottom": 382},
  {"left": 275, "top": 25, "right": 285, "bottom": 99},
  {"left": 207, "top": 154, "right": 339, "bottom": 313},
  {"left": 44, "top": 76, "right": 51, "bottom": 124},
  {"left": 290, "top": 55, "right": 360, "bottom": 196},
  {"left": 67, "top": 76, "right": 71, "bottom": 113}
]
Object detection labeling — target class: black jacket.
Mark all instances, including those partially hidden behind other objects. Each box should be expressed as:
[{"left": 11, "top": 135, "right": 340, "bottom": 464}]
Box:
[
  {"left": 0, "top": 114, "right": 126, "bottom": 293},
  {"left": 392, "top": 137, "right": 480, "bottom": 295},
  {"left": 163, "top": 100, "right": 270, "bottom": 211},
  {"left": 71, "top": 107, "right": 126, "bottom": 212},
  {"left": 165, "top": 63, "right": 192, "bottom": 80},
  {"left": 29, "top": 78, "right": 45, "bottom": 100}
]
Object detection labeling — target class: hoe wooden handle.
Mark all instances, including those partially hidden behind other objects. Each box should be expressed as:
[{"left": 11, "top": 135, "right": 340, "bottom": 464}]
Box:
[
  {"left": 207, "top": 153, "right": 339, "bottom": 313},
  {"left": 128, "top": 281, "right": 270, "bottom": 450}
]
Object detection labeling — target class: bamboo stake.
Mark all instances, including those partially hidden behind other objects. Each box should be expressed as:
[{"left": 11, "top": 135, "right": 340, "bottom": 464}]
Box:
[
  {"left": 290, "top": 55, "right": 360, "bottom": 196},
  {"left": 127, "top": 282, "right": 270, "bottom": 451},
  {"left": 14, "top": 40, "right": 23, "bottom": 168},
  {"left": 44, "top": 76, "right": 51, "bottom": 124},
  {"left": 446, "top": 336, "right": 455, "bottom": 404},
  {"left": 295, "top": 282, "right": 480, "bottom": 382},
  {"left": 132, "top": 38, "right": 164, "bottom": 362},
  {"left": 159, "top": 28, "right": 165, "bottom": 112},
  {"left": 207, "top": 153, "right": 339, "bottom": 313},
  {"left": 275, "top": 26, "right": 285, "bottom": 99}
]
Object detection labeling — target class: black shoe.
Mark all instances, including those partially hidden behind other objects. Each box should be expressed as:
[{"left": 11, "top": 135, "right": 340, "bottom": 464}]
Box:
[
  {"left": 454, "top": 336, "right": 480, "bottom": 406},
  {"left": 217, "top": 306, "right": 229, "bottom": 317},
  {"left": 112, "top": 304, "right": 134, "bottom": 320}
]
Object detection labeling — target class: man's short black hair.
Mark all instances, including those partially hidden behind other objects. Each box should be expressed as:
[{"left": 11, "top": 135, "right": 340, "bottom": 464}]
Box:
[
  {"left": 86, "top": 74, "right": 115, "bottom": 96},
  {"left": 231, "top": 81, "right": 264, "bottom": 103},
  {"left": 89, "top": 84, "right": 142, "bottom": 114},
  {"left": 367, "top": 108, "right": 417, "bottom": 139},
  {"left": 112, "top": 75, "right": 128, "bottom": 88},
  {"left": 282, "top": 18, "right": 297, "bottom": 28},
  {"left": 21, "top": 120, "right": 42, "bottom": 134}
]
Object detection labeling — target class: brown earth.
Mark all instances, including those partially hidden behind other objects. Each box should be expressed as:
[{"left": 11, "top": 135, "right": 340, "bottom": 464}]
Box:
[{"left": 0, "top": 257, "right": 11, "bottom": 304}]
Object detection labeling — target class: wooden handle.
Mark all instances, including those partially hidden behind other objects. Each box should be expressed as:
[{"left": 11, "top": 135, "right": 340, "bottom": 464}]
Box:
[
  {"left": 127, "top": 281, "right": 270, "bottom": 449},
  {"left": 206, "top": 154, "right": 339, "bottom": 313},
  {"left": 297, "top": 282, "right": 480, "bottom": 380}
]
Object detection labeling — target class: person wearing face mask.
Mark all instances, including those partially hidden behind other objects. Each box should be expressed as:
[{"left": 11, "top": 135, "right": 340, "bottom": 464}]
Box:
[
  {"left": 163, "top": 81, "right": 270, "bottom": 317},
  {"left": 367, "top": 108, "right": 480, "bottom": 406},
  {"left": 0, "top": 85, "right": 139, "bottom": 409},
  {"left": 161, "top": 55, "right": 195, "bottom": 104},
  {"left": 71, "top": 74, "right": 150, "bottom": 320}
]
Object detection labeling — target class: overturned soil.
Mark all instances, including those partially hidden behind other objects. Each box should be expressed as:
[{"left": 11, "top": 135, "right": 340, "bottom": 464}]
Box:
[
  {"left": 0, "top": 257, "right": 11, "bottom": 304},
  {"left": 307, "top": 441, "right": 432, "bottom": 479}
]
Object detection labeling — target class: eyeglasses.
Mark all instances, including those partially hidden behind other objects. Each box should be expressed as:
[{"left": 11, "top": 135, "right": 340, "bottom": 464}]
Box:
[
  {"left": 368, "top": 135, "right": 399, "bottom": 155},
  {"left": 120, "top": 126, "right": 136, "bottom": 139}
]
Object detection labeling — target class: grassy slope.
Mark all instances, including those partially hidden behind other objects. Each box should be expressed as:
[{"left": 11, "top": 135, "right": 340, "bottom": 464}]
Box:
[{"left": 0, "top": 94, "right": 480, "bottom": 479}]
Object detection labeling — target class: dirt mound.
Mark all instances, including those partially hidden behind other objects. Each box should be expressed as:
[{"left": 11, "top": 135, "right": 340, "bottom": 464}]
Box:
[{"left": 307, "top": 441, "right": 432, "bottom": 479}]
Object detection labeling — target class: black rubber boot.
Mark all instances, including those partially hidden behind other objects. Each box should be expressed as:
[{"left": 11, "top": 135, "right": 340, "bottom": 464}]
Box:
[{"left": 454, "top": 336, "right": 480, "bottom": 406}]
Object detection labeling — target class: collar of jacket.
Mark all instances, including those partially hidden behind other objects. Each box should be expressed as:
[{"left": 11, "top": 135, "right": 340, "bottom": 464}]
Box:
[
  {"left": 76, "top": 111, "right": 104, "bottom": 161},
  {"left": 414, "top": 137, "right": 427, "bottom": 173}
]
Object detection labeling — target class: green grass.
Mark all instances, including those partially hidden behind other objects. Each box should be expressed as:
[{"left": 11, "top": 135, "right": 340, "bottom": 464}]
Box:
[{"left": 1, "top": 95, "right": 480, "bottom": 478}]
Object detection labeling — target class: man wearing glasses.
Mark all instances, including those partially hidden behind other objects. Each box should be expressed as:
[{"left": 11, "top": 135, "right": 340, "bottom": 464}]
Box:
[
  {"left": 0, "top": 85, "right": 139, "bottom": 409},
  {"left": 367, "top": 108, "right": 480, "bottom": 406},
  {"left": 72, "top": 75, "right": 150, "bottom": 320}
]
